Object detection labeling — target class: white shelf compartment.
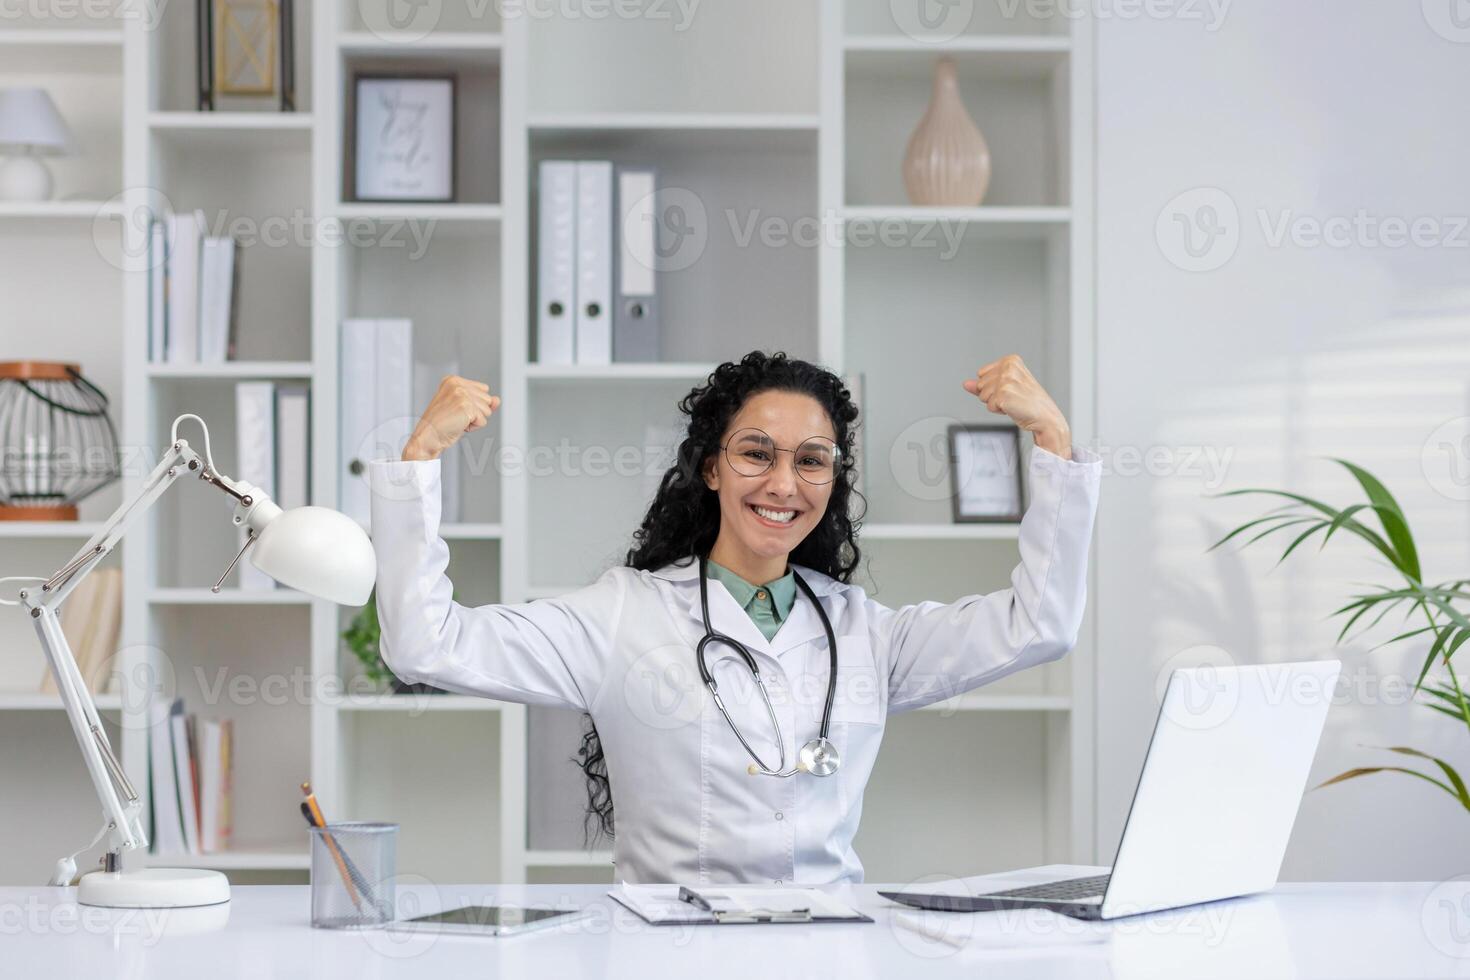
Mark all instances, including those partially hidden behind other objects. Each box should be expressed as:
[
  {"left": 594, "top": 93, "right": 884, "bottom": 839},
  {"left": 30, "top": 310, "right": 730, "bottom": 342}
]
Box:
[
  {"left": 528, "top": 123, "right": 818, "bottom": 365},
  {"left": 844, "top": 35, "right": 1070, "bottom": 209},
  {"left": 526, "top": 2, "right": 816, "bottom": 118}
]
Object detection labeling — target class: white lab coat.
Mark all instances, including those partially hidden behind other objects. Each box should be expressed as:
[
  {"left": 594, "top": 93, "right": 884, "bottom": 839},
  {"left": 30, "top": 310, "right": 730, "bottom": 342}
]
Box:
[{"left": 367, "top": 445, "right": 1102, "bottom": 886}]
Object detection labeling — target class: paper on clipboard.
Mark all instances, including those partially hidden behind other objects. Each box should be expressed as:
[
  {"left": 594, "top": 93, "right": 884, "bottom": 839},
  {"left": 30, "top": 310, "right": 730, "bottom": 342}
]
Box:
[{"left": 609, "top": 884, "right": 870, "bottom": 925}]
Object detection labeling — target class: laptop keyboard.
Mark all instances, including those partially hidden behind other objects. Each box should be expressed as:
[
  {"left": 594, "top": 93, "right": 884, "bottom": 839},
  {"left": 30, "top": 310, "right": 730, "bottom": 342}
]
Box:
[{"left": 986, "top": 873, "right": 1111, "bottom": 902}]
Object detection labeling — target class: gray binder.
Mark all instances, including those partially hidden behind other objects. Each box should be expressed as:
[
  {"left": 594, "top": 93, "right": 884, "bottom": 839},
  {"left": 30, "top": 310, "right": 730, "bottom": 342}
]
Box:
[{"left": 613, "top": 166, "right": 660, "bottom": 362}]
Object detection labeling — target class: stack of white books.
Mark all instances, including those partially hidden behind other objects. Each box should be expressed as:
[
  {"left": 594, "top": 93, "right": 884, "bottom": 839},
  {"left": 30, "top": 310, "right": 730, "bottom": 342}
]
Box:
[{"left": 148, "top": 211, "right": 241, "bottom": 364}]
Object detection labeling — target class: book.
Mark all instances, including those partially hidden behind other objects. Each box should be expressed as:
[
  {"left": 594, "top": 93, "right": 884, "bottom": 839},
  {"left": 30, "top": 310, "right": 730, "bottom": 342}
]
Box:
[
  {"left": 170, "top": 701, "right": 201, "bottom": 855},
  {"left": 38, "top": 568, "right": 123, "bottom": 695},
  {"left": 274, "top": 384, "right": 311, "bottom": 512},
  {"left": 236, "top": 381, "right": 277, "bottom": 590},
  {"left": 148, "top": 698, "right": 187, "bottom": 855},
  {"left": 198, "top": 236, "right": 238, "bottom": 363},
  {"left": 199, "top": 719, "right": 231, "bottom": 853},
  {"left": 165, "top": 210, "right": 206, "bottom": 363}
]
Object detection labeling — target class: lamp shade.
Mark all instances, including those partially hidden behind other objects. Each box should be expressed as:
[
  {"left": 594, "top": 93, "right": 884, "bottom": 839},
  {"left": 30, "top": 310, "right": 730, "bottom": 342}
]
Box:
[
  {"left": 250, "top": 506, "right": 376, "bottom": 606},
  {"left": 0, "top": 88, "right": 73, "bottom": 155}
]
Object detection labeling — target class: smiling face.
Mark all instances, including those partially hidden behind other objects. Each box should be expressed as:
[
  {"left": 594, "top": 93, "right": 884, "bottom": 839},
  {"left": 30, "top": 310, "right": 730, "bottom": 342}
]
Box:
[{"left": 702, "top": 389, "right": 839, "bottom": 581}]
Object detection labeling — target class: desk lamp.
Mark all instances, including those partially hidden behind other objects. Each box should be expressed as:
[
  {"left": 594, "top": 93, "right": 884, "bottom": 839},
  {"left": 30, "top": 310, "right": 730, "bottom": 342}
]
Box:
[{"left": 11, "top": 414, "right": 376, "bottom": 908}]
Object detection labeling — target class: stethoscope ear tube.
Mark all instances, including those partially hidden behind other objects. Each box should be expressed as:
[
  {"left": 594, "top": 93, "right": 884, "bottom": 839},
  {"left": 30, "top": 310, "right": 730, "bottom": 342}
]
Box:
[{"left": 695, "top": 554, "right": 842, "bottom": 778}]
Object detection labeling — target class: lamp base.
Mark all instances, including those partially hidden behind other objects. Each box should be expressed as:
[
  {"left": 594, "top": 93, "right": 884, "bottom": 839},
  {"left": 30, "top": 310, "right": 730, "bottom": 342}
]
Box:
[
  {"left": 0, "top": 153, "right": 54, "bottom": 202},
  {"left": 77, "top": 868, "right": 231, "bottom": 908}
]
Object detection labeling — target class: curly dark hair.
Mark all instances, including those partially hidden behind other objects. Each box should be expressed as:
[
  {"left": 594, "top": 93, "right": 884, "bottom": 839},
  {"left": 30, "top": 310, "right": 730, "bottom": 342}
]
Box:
[{"left": 575, "top": 350, "right": 866, "bottom": 845}]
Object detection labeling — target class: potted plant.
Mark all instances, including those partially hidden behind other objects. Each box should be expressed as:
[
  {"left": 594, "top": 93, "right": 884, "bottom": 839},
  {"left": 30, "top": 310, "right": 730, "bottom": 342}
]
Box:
[
  {"left": 1214, "top": 459, "right": 1470, "bottom": 814},
  {"left": 342, "top": 589, "right": 447, "bottom": 696}
]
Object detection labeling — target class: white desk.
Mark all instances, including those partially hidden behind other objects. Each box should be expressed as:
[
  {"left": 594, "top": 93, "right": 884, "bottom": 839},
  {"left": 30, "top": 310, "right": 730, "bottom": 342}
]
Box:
[{"left": 5, "top": 873, "right": 1469, "bottom": 979}]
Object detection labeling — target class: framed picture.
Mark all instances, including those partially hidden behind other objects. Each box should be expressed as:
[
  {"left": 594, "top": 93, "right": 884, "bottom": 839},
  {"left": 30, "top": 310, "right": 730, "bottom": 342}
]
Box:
[
  {"left": 351, "top": 74, "right": 456, "bottom": 203},
  {"left": 948, "top": 424, "right": 1024, "bottom": 523},
  {"left": 197, "top": 0, "right": 295, "bottom": 111}
]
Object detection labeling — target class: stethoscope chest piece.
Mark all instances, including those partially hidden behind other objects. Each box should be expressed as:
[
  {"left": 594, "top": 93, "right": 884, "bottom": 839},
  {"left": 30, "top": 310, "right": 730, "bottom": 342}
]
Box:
[{"left": 798, "top": 737, "right": 840, "bottom": 777}]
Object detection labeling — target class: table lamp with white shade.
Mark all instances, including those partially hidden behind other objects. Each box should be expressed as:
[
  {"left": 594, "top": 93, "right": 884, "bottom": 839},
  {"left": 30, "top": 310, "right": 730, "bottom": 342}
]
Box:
[
  {"left": 0, "top": 87, "right": 74, "bottom": 202},
  {"left": 6, "top": 414, "right": 377, "bottom": 908}
]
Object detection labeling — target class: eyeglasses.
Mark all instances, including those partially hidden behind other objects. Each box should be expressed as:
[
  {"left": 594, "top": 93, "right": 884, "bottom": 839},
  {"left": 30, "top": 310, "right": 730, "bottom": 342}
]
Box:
[{"left": 719, "top": 427, "right": 842, "bottom": 486}]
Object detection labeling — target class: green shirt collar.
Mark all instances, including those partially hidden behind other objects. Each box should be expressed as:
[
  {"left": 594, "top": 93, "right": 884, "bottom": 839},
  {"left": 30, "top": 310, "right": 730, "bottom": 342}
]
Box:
[{"left": 706, "top": 558, "right": 798, "bottom": 623}]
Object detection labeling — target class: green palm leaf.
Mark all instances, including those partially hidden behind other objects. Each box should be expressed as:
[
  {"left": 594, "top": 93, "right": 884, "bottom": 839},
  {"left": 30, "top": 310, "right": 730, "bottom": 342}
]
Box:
[{"left": 1331, "top": 459, "right": 1421, "bottom": 582}]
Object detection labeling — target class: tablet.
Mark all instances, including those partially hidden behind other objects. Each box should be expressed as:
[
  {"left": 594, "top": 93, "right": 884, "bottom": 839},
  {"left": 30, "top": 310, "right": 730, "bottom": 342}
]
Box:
[{"left": 385, "top": 905, "right": 586, "bottom": 938}]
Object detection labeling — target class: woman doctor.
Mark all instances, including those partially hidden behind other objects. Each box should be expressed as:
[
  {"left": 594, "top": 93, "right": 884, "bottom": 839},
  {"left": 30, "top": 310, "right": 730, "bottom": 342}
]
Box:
[{"left": 367, "top": 350, "right": 1101, "bottom": 886}]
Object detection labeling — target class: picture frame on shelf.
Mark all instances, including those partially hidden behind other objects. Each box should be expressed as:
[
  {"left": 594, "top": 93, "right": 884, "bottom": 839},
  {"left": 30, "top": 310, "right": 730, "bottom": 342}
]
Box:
[
  {"left": 350, "top": 74, "right": 457, "bottom": 204},
  {"left": 197, "top": 0, "right": 297, "bottom": 112},
  {"left": 948, "top": 423, "right": 1024, "bottom": 524}
]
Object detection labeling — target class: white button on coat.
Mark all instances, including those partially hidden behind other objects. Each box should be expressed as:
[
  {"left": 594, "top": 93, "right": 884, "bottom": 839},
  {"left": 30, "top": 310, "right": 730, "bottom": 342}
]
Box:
[{"left": 367, "top": 446, "right": 1102, "bottom": 885}]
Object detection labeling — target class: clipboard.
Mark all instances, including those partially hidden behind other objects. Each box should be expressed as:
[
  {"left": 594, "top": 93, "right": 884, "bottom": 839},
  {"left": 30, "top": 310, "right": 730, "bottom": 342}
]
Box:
[{"left": 608, "top": 884, "right": 874, "bottom": 926}]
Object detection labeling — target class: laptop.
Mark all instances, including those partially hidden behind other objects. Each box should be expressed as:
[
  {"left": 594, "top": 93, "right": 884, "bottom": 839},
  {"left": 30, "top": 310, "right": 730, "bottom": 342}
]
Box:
[{"left": 881, "top": 659, "right": 1341, "bottom": 921}]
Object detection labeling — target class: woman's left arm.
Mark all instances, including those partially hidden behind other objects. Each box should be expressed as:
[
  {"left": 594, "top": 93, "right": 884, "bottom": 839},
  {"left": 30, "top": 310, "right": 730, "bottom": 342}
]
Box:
[{"left": 879, "top": 355, "right": 1103, "bottom": 711}]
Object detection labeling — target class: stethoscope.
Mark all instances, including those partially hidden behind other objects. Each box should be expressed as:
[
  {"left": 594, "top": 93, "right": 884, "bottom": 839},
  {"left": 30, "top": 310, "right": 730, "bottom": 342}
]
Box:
[{"left": 695, "top": 554, "right": 841, "bottom": 778}]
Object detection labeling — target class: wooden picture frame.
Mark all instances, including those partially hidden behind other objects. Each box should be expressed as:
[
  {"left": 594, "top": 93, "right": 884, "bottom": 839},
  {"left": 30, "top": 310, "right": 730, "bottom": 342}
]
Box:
[
  {"left": 948, "top": 423, "right": 1024, "bottom": 523},
  {"left": 349, "top": 73, "right": 457, "bottom": 203}
]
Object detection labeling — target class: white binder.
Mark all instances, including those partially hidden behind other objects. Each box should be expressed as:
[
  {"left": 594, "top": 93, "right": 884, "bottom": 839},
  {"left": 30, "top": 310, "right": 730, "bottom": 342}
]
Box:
[
  {"left": 235, "top": 381, "right": 276, "bottom": 590},
  {"left": 614, "top": 167, "right": 660, "bottom": 362},
  {"left": 537, "top": 161, "right": 577, "bottom": 364},
  {"left": 376, "top": 319, "right": 415, "bottom": 463},
  {"left": 339, "top": 319, "right": 415, "bottom": 532},
  {"left": 148, "top": 220, "right": 166, "bottom": 362},
  {"left": 575, "top": 160, "right": 613, "bottom": 364},
  {"left": 274, "top": 384, "right": 310, "bottom": 511},
  {"left": 166, "top": 210, "right": 206, "bottom": 363},
  {"left": 198, "top": 237, "right": 237, "bottom": 363},
  {"left": 339, "top": 320, "right": 378, "bottom": 527}
]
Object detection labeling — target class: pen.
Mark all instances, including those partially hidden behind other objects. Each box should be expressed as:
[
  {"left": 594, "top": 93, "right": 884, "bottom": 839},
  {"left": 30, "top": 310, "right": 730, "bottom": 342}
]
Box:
[
  {"left": 678, "top": 886, "right": 714, "bottom": 912},
  {"left": 893, "top": 911, "right": 966, "bottom": 950}
]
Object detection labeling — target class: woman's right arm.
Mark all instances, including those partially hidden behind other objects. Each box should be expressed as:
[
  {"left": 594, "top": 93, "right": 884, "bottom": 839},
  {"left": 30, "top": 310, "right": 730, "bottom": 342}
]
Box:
[{"left": 364, "top": 378, "right": 620, "bottom": 710}]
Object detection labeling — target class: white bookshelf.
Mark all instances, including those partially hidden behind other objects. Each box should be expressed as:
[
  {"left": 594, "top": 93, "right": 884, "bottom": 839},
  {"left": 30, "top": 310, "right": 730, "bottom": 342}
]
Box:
[{"left": 2, "top": 0, "right": 1094, "bottom": 888}]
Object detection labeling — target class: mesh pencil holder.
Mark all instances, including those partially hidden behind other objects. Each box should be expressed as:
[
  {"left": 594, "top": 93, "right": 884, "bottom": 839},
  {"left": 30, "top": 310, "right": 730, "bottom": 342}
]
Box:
[{"left": 309, "top": 822, "right": 398, "bottom": 929}]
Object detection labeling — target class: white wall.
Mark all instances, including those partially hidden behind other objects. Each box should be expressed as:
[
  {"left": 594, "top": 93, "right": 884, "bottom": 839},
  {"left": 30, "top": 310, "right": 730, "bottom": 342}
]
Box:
[{"left": 1095, "top": 0, "right": 1470, "bottom": 879}]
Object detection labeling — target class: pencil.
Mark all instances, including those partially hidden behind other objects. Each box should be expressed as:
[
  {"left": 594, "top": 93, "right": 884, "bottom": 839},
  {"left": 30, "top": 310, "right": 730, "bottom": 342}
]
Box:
[
  {"left": 301, "top": 781, "right": 363, "bottom": 910},
  {"left": 298, "top": 802, "right": 377, "bottom": 907}
]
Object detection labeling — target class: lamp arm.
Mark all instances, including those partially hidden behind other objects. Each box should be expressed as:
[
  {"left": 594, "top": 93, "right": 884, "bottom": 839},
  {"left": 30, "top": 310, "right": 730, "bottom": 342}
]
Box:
[{"left": 20, "top": 436, "right": 237, "bottom": 874}]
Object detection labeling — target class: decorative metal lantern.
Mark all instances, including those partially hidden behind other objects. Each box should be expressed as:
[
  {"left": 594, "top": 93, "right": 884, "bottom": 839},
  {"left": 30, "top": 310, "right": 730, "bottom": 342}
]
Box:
[{"left": 0, "top": 361, "right": 120, "bottom": 521}]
